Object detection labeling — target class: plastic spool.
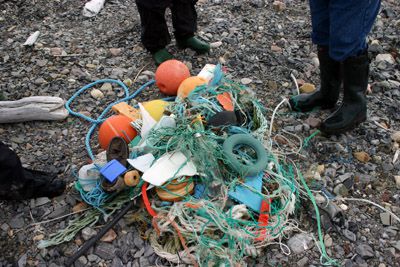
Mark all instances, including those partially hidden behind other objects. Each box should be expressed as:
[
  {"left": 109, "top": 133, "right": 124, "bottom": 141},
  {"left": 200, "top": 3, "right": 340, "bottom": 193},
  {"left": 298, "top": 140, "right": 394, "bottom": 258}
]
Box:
[
  {"left": 98, "top": 115, "right": 137, "bottom": 150},
  {"left": 156, "top": 182, "right": 195, "bottom": 202},
  {"left": 223, "top": 134, "right": 268, "bottom": 176},
  {"left": 163, "top": 178, "right": 190, "bottom": 190},
  {"left": 155, "top": 60, "right": 190, "bottom": 96}
]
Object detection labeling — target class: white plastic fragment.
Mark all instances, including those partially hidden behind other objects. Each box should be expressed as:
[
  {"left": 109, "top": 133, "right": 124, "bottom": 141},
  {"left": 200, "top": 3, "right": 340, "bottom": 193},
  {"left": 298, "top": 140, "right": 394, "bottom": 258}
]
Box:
[
  {"left": 83, "top": 0, "right": 106, "bottom": 17},
  {"left": 127, "top": 153, "right": 155, "bottom": 173},
  {"left": 197, "top": 64, "right": 216, "bottom": 83},
  {"left": 138, "top": 103, "right": 157, "bottom": 138},
  {"left": 23, "top": 31, "right": 40, "bottom": 46},
  {"left": 142, "top": 151, "right": 197, "bottom": 186}
]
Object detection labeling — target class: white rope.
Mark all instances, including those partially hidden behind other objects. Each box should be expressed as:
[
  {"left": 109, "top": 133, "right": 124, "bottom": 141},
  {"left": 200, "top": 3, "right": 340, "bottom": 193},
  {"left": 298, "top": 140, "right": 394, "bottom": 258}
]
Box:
[
  {"left": 339, "top": 197, "right": 400, "bottom": 223},
  {"left": 290, "top": 73, "right": 300, "bottom": 95},
  {"left": 268, "top": 98, "right": 289, "bottom": 140}
]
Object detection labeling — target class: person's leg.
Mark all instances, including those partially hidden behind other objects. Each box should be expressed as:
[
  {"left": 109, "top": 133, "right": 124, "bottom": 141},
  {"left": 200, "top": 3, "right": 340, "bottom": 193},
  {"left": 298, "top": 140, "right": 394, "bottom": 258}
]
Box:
[
  {"left": 135, "top": 1, "right": 174, "bottom": 65},
  {"left": 289, "top": 0, "right": 341, "bottom": 112},
  {"left": 310, "top": 0, "right": 330, "bottom": 47},
  {"left": 320, "top": 0, "right": 381, "bottom": 134},
  {"left": 172, "top": 0, "right": 209, "bottom": 54},
  {"left": 328, "top": 0, "right": 380, "bottom": 61}
]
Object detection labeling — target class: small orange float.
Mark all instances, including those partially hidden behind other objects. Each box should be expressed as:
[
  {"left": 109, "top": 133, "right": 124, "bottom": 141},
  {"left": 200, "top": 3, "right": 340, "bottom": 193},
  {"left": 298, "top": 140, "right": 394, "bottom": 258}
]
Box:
[
  {"left": 177, "top": 76, "right": 207, "bottom": 98},
  {"left": 124, "top": 170, "right": 140, "bottom": 187}
]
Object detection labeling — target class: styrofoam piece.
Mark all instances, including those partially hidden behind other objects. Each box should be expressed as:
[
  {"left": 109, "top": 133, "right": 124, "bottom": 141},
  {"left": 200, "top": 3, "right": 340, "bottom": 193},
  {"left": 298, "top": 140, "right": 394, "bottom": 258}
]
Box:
[
  {"left": 139, "top": 103, "right": 157, "bottom": 138},
  {"left": 78, "top": 163, "right": 100, "bottom": 191},
  {"left": 142, "top": 151, "right": 197, "bottom": 186},
  {"left": 228, "top": 173, "right": 264, "bottom": 212},
  {"left": 127, "top": 153, "right": 155, "bottom": 173},
  {"left": 83, "top": 0, "right": 106, "bottom": 17},
  {"left": 197, "top": 64, "right": 216, "bottom": 83},
  {"left": 23, "top": 31, "right": 40, "bottom": 46}
]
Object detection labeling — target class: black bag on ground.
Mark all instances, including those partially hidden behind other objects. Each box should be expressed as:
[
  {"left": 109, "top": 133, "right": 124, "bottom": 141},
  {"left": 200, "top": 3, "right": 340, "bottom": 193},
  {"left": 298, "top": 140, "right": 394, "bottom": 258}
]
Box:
[{"left": 0, "top": 142, "right": 65, "bottom": 200}]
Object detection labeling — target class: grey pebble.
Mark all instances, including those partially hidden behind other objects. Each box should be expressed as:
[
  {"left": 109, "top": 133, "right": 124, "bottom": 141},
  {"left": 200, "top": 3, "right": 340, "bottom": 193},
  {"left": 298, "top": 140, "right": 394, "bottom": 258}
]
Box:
[
  {"left": 111, "top": 257, "right": 124, "bottom": 267},
  {"left": 94, "top": 243, "right": 116, "bottom": 260},
  {"left": 133, "top": 247, "right": 144, "bottom": 258},
  {"left": 10, "top": 214, "right": 24, "bottom": 229},
  {"left": 355, "top": 244, "right": 375, "bottom": 259}
]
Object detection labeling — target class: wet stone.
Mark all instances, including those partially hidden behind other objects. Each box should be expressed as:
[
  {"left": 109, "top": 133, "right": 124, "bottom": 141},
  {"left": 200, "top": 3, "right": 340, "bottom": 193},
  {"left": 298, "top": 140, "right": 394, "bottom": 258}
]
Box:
[
  {"left": 111, "top": 257, "right": 123, "bottom": 267},
  {"left": 356, "top": 244, "right": 375, "bottom": 259},
  {"left": 10, "top": 214, "right": 24, "bottom": 229},
  {"left": 95, "top": 243, "right": 116, "bottom": 260}
]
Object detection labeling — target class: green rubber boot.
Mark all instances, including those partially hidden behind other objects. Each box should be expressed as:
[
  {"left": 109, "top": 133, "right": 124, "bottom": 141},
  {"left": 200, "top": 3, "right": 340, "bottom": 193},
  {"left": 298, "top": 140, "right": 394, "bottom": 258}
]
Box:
[
  {"left": 177, "top": 36, "right": 210, "bottom": 54},
  {"left": 152, "top": 48, "right": 174, "bottom": 66}
]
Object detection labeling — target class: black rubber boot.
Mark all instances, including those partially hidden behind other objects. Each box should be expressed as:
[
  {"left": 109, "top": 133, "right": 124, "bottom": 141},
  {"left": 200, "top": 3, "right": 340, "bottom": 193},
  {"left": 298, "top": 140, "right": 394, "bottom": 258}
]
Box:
[
  {"left": 320, "top": 52, "right": 369, "bottom": 135},
  {"left": 289, "top": 46, "right": 341, "bottom": 112}
]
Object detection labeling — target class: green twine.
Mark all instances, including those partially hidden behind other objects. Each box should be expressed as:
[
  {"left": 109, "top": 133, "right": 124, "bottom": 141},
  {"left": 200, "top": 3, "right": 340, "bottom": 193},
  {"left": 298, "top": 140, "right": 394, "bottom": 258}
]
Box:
[
  {"left": 303, "top": 130, "right": 320, "bottom": 148},
  {"left": 38, "top": 186, "right": 141, "bottom": 249},
  {"left": 299, "top": 170, "right": 339, "bottom": 266}
]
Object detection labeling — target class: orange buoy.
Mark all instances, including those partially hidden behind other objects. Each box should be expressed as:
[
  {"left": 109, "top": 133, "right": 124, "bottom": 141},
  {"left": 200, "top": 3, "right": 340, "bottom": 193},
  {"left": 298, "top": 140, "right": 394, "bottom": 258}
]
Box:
[
  {"left": 177, "top": 76, "right": 207, "bottom": 98},
  {"left": 155, "top": 60, "right": 190, "bottom": 96},
  {"left": 98, "top": 115, "right": 137, "bottom": 150}
]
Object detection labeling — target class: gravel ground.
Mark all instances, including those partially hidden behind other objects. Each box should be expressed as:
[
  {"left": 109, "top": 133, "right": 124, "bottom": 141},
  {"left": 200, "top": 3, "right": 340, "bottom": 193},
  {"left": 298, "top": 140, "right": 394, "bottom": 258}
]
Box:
[{"left": 0, "top": 0, "right": 399, "bottom": 266}]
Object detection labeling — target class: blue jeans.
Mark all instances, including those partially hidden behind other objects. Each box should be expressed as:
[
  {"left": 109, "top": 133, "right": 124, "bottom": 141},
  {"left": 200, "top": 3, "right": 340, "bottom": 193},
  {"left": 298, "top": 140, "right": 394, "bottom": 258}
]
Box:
[{"left": 310, "top": 0, "right": 381, "bottom": 61}]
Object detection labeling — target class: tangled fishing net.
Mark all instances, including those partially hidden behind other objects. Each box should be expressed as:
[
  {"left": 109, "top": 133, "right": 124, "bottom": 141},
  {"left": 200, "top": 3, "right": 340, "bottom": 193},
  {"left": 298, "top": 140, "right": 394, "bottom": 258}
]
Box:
[{"left": 39, "top": 65, "right": 338, "bottom": 266}]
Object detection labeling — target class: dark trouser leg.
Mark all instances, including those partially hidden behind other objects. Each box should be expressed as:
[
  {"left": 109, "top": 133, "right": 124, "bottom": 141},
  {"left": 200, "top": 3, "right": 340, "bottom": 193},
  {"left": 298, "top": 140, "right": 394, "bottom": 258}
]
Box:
[
  {"left": 171, "top": 0, "right": 197, "bottom": 40},
  {"left": 136, "top": 1, "right": 171, "bottom": 53},
  {"left": 289, "top": 46, "right": 341, "bottom": 112},
  {"left": 319, "top": 0, "right": 380, "bottom": 134},
  {"left": 289, "top": 0, "right": 341, "bottom": 112},
  {"left": 328, "top": 0, "right": 381, "bottom": 61},
  {"left": 310, "top": 0, "right": 330, "bottom": 47},
  {"left": 172, "top": 0, "right": 209, "bottom": 54}
]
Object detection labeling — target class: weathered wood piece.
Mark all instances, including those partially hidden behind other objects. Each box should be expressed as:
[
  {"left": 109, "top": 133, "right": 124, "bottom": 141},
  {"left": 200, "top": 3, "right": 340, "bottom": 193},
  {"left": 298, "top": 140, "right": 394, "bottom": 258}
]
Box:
[{"left": 0, "top": 96, "right": 69, "bottom": 123}]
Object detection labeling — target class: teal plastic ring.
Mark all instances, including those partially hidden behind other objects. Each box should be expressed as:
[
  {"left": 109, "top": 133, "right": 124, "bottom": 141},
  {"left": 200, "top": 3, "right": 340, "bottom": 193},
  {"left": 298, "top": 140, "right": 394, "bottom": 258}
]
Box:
[{"left": 223, "top": 134, "right": 268, "bottom": 176}]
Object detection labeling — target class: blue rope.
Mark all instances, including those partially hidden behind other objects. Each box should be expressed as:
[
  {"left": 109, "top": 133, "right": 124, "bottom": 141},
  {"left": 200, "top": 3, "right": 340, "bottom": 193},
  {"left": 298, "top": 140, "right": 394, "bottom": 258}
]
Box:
[{"left": 65, "top": 79, "right": 155, "bottom": 164}]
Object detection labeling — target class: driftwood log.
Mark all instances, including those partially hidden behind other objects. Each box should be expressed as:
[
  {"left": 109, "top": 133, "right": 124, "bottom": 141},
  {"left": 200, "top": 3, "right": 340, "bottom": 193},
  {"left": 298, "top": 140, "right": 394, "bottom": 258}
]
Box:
[{"left": 0, "top": 96, "right": 69, "bottom": 123}]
